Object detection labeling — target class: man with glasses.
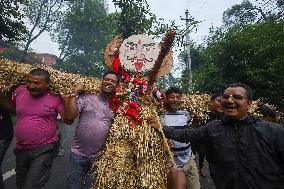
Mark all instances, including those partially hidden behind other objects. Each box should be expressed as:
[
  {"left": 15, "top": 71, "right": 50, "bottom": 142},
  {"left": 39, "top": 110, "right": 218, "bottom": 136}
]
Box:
[{"left": 149, "top": 83, "right": 284, "bottom": 189}]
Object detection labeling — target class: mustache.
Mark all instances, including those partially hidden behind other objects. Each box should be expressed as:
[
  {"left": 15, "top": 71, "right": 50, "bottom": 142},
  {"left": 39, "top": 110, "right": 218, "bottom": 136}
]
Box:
[
  {"left": 26, "top": 87, "right": 38, "bottom": 92},
  {"left": 126, "top": 56, "right": 154, "bottom": 62}
]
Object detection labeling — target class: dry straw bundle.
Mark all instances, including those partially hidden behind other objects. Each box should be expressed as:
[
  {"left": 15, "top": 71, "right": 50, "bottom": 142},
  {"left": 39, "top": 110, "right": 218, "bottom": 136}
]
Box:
[
  {"left": 93, "top": 96, "right": 174, "bottom": 189},
  {"left": 181, "top": 93, "right": 211, "bottom": 122},
  {"left": 0, "top": 59, "right": 101, "bottom": 94}
]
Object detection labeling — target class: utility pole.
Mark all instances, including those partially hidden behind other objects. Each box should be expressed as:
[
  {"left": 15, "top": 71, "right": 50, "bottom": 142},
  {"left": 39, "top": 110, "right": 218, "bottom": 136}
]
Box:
[{"left": 181, "top": 10, "right": 192, "bottom": 92}]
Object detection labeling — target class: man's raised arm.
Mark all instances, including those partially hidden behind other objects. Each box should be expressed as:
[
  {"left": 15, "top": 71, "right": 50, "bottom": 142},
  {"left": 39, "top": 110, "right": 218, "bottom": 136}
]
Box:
[{"left": 63, "top": 83, "right": 84, "bottom": 124}]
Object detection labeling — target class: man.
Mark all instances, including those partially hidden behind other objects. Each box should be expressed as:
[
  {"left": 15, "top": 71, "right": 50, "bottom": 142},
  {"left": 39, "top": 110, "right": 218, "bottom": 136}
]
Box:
[
  {"left": 208, "top": 93, "right": 223, "bottom": 121},
  {"left": 150, "top": 83, "right": 284, "bottom": 189},
  {"left": 160, "top": 87, "right": 200, "bottom": 189},
  {"left": 196, "top": 93, "right": 223, "bottom": 177},
  {"left": 64, "top": 71, "right": 119, "bottom": 189},
  {"left": 0, "top": 105, "right": 13, "bottom": 189},
  {"left": 0, "top": 68, "right": 65, "bottom": 189}
]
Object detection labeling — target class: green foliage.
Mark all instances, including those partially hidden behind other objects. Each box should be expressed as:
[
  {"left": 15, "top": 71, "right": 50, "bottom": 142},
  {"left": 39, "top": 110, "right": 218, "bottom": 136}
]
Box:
[
  {"left": 193, "top": 21, "right": 284, "bottom": 109},
  {"left": 22, "top": 0, "right": 64, "bottom": 53},
  {"left": 0, "top": 49, "right": 39, "bottom": 64},
  {"left": 223, "top": 0, "right": 283, "bottom": 28},
  {"left": 223, "top": 0, "right": 257, "bottom": 27},
  {"left": 156, "top": 73, "right": 181, "bottom": 91},
  {"left": 192, "top": 62, "right": 224, "bottom": 93},
  {"left": 111, "top": 0, "right": 179, "bottom": 39},
  {"left": 178, "top": 45, "right": 205, "bottom": 93},
  {"left": 51, "top": 0, "right": 111, "bottom": 77},
  {"left": 111, "top": 0, "right": 158, "bottom": 38},
  {"left": 0, "top": 49, "right": 24, "bottom": 62},
  {"left": 0, "top": 0, "right": 27, "bottom": 44}
]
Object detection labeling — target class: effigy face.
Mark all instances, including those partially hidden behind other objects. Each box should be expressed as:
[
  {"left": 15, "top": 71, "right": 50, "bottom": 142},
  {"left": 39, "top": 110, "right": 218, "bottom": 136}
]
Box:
[{"left": 119, "top": 35, "right": 160, "bottom": 74}]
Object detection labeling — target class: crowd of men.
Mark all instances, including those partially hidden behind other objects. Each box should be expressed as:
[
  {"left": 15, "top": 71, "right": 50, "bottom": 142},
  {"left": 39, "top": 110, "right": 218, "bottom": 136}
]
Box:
[
  {"left": 0, "top": 68, "right": 284, "bottom": 189},
  {"left": 0, "top": 69, "right": 119, "bottom": 189}
]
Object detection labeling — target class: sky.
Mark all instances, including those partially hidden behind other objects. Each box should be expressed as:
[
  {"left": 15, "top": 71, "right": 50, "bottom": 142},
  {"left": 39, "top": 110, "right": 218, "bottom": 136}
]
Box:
[{"left": 30, "top": 0, "right": 244, "bottom": 56}]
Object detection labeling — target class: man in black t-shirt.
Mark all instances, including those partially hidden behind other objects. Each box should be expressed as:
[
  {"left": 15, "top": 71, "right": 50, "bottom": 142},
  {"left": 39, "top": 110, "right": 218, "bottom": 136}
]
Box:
[{"left": 0, "top": 106, "right": 14, "bottom": 189}]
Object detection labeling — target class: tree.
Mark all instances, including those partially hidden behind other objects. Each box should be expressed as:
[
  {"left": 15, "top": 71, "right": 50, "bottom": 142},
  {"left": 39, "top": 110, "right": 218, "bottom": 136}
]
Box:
[
  {"left": 0, "top": 0, "right": 27, "bottom": 44},
  {"left": 193, "top": 21, "right": 284, "bottom": 109},
  {"left": 22, "top": 0, "right": 64, "bottom": 54},
  {"left": 51, "top": 0, "right": 112, "bottom": 77},
  {"left": 111, "top": 0, "right": 159, "bottom": 38},
  {"left": 111, "top": 0, "right": 181, "bottom": 39},
  {"left": 0, "top": 48, "right": 40, "bottom": 63},
  {"left": 223, "top": 0, "right": 283, "bottom": 28},
  {"left": 178, "top": 45, "right": 205, "bottom": 93}
]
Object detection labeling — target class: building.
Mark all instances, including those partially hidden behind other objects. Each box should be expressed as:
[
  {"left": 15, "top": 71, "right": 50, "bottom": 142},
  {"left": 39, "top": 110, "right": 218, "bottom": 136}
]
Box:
[{"left": 31, "top": 53, "right": 58, "bottom": 65}]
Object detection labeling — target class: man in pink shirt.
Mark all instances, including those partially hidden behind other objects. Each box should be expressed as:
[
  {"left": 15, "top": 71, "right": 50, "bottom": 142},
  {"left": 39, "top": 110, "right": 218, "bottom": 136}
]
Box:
[{"left": 0, "top": 68, "right": 66, "bottom": 189}]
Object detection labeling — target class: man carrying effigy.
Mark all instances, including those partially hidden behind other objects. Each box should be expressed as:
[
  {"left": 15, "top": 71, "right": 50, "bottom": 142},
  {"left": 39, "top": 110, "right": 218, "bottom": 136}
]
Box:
[{"left": 0, "top": 68, "right": 67, "bottom": 189}]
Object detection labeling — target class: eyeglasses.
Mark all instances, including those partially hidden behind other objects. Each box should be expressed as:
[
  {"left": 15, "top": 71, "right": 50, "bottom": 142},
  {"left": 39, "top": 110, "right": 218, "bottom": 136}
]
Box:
[{"left": 222, "top": 93, "right": 247, "bottom": 101}]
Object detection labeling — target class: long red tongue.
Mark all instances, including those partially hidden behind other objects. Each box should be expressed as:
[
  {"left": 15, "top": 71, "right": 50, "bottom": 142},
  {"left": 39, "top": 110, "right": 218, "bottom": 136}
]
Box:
[{"left": 135, "top": 62, "right": 144, "bottom": 71}]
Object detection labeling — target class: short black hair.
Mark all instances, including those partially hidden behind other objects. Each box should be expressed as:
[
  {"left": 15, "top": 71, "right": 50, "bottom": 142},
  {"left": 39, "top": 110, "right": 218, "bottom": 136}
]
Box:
[
  {"left": 211, "top": 93, "right": 223, "bottom": 101},
  {"left": 226, "top": 83, "right": 253, "bottom": 100},
  {"left": 29, "top": 68, "right": 50, "bottom": 82},
  {"left": 103, "top": 71, "right": 120, "bottom": 85},
  {"left": 258, "top": 105, "right": 276, "bottom": 119},
  {"left": 165, "top": 86, "right": 182, "bottom": 97}
]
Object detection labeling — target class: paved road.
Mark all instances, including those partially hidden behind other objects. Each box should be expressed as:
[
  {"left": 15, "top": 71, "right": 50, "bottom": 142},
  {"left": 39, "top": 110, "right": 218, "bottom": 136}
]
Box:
[
  {"left": 2, "top": 121, "right": 77, "bottom": 189},
  {"left": 196, "top": 156, "right": 215, "bottom": 189},
  {"left": 2, "top": 122, "right": 215, "bottom": 189}
]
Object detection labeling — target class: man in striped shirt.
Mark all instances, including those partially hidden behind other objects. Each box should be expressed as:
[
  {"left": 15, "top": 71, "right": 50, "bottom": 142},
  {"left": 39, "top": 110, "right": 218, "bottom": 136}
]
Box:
[{"left": 161, "top": 87, "right": 200, "bottom": 189}]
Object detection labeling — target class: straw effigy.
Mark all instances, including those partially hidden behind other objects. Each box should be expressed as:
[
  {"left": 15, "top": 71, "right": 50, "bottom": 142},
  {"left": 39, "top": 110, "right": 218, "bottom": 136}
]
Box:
[{"left": 92, "top": 95, "right": 174, "bottom": 189}]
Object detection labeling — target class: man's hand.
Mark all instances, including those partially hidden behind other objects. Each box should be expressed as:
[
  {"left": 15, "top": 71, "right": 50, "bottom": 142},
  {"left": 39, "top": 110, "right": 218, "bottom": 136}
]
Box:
[
  {"left": 147, "top": 117, "right": 160, "bottom": 130},
  {"left": 74, "top": 83, "right": 85, "bottom": 94}
]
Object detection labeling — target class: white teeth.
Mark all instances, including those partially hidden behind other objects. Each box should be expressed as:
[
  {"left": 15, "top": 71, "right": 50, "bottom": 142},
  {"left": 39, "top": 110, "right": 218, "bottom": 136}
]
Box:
[{"left": 106, "top": 86, "right": 111, "bottom": 89}]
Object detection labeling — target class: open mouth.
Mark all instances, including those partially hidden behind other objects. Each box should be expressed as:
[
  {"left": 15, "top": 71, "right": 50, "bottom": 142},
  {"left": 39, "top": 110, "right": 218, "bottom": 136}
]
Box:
[
  {"left": 105, "top": 85, "right": 112, "bottom": 90},
  {"left": 223, "top": 105, "right": 238, "bottom": 110},
  {"left": 133, "top": 58, "right": 146, "bottom": 71}
]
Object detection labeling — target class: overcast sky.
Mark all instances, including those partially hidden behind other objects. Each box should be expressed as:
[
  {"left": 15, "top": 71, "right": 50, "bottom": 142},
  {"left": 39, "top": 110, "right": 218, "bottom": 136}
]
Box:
[{"left": 30, "top": 0, "right": 244, "bottom": 56}]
